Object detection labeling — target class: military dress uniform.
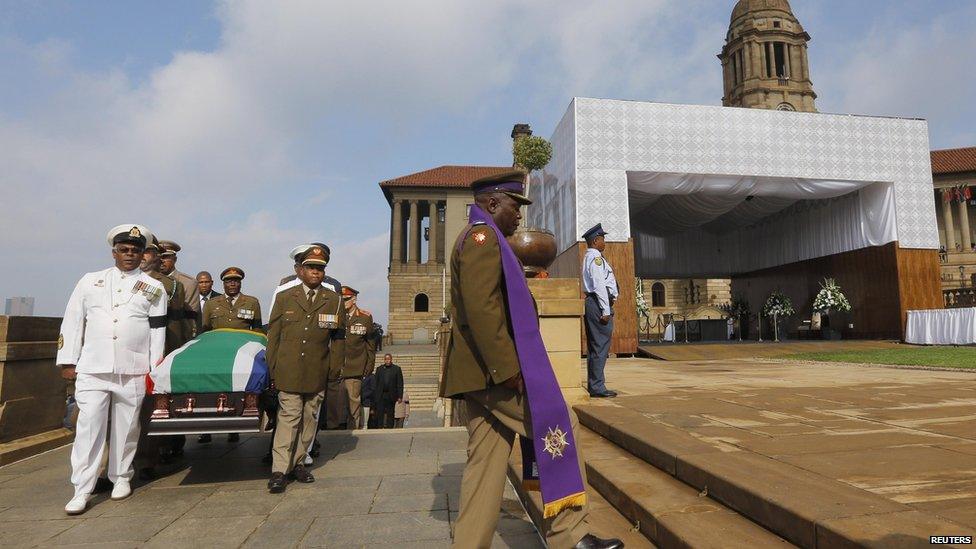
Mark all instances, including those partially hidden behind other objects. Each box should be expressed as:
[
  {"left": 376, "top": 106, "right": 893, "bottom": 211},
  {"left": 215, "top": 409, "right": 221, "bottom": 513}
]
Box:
[
  {"left": 265, "top": 246, "right": 346, "bottom": 491},
  {"left": 58, "top": 225, "right": 167, "bottom": 514},
  {"left": 157, "top": 241, "right": 201, "bottom": 337},
  {"left": 581, "top": 224, "right": 619, "bottom": 396},
  {"left": 442, "top": 172, "right": 591, "bottom": 549},
  {"left": 340, "top": 286, "right": 376, "bottom": 429},
  {"left": 202, "top": 268, "right": 262, "bottom": 332}
]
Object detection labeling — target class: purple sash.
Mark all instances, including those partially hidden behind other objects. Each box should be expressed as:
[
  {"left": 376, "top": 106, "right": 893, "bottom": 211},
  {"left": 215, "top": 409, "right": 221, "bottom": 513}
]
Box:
[{"left": 468, "top": 205, "right": 587, "bottom": 518}]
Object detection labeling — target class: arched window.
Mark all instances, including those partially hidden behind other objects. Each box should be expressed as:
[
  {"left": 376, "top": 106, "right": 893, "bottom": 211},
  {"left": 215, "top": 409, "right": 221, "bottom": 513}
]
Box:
[
  {"left": 776, "top": 102, "right": 796, "bottom": 111},
  {"left": 651, "top": 282, "right": 666, "bottom": 307},
  {"left": 414, "top": 293, "right": 429, "bottom": 312}
]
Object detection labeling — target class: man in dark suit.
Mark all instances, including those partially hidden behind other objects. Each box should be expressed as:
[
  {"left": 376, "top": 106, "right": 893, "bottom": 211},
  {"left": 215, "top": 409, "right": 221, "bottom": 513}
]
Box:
[
  {"left": 196, "top": 271, "right": 221, "bottom": 322},
  {"left": 373, "top": 354, "right": 403, "bottom": 429}
]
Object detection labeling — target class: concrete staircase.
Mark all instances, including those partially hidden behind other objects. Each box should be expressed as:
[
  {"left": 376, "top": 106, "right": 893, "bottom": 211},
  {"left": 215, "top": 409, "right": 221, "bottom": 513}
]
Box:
[
  {"left": 571, "top": 404, "right": 969, "bottom": 548},
  {"left": 374, "top": 348, "right": 441, "bottom": 410}
]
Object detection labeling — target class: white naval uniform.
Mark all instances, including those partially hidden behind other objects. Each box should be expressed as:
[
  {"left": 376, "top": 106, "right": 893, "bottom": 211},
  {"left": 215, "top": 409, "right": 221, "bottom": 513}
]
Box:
[{"left": 57, "top": 266, "right": 167, "bottom": 497}]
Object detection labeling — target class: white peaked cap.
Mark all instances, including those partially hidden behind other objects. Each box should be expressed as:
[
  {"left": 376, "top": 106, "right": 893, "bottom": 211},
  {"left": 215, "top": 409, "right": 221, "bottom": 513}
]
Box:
[
  {"left": 106, "top": 224, "right": 152, "bottom": 247},
  {"left": 289, "top": 244, "right": 312, "bottom": 261}
]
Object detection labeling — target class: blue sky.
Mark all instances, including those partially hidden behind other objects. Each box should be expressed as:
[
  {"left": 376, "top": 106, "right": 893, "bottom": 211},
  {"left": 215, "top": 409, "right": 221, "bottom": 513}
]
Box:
[{"left": 2, "top": 0, "right": 975, "bottom": 323}]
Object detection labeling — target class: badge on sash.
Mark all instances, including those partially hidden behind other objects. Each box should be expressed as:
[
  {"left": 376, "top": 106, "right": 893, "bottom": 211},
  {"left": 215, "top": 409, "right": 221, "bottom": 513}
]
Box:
[{"left": 318, "top": 313, "right": 338, "bottom": 329}]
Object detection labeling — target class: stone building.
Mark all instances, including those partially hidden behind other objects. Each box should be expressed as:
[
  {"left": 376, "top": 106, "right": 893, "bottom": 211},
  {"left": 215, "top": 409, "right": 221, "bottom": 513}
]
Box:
[
  {"left": 930, "top": 147, "right": 976, "bottom": 300},
  {"left": 637, "top": 278, "right": 732, "bottom": 338},
  {"left": 719, "top": 0, "right": 817, "bottom": 112},
  {"left": 380, "top": 166, "right": 511, "bottom": 344}
]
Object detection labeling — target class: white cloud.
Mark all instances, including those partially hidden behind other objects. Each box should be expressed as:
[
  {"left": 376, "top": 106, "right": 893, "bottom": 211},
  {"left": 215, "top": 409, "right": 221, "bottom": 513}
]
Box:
[{"left": 814, "top": 8, "right": 976, "bottom": 147}]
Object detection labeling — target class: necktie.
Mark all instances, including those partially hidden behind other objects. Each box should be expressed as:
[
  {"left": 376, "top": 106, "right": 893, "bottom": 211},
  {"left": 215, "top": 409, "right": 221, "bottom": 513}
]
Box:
[{"left": 307, "top": 289, "right": 315, "bottom": 303}]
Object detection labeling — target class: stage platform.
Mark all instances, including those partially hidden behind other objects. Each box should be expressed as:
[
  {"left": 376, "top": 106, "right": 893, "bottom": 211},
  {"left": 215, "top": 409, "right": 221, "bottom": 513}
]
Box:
[{"left": 638, "top": 340, "right": 901, "bottom": 362}]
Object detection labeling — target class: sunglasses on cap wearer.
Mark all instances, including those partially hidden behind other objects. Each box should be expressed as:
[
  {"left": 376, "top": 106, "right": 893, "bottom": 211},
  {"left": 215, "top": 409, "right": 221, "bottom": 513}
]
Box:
[{"left": 114, "top": 245, "right": 145, "bottom": 254}]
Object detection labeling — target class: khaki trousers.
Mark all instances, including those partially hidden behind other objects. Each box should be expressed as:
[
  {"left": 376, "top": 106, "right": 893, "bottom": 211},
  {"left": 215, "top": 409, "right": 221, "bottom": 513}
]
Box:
[
  {"left": 344, "top": 378, "right": 362, "bottom": 429},
  {"left": 453, "top": 385, "right": 588, "bottom": 549},
  {"left": 272, "top": 391, "right": 324, "bottom": 474}
]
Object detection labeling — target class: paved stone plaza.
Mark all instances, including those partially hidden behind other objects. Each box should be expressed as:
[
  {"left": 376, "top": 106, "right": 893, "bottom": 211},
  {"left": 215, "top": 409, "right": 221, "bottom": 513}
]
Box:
[
  {"left": 593, "top": 355, "right": 976, "bottom": 540},
  {"left": 0, "top": 428, "right": 542, "bottom": 548}
]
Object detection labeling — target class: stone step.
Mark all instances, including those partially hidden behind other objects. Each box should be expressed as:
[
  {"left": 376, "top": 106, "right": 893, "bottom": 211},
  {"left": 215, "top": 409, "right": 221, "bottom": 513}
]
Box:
[
  {"left": 578, "top": 425, "right": 793, "bottom": 548},
  {"left": 507, "top": 437, "right": 656, "bottom": 548},
  {"left": 575, "top": 404, "right": 971, "bottom": 548}
]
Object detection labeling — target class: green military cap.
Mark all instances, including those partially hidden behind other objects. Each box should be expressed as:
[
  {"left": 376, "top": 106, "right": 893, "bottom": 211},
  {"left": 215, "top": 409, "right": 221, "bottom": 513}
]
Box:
[
  {"left": 158, "top": 240, "right": 181, "bottom": 257},
  {"left": 220, "top": 267, "right": 245, "bottom": 280},
  {"left": 471, "top": 169, "right": 531, "bottom": 205}
]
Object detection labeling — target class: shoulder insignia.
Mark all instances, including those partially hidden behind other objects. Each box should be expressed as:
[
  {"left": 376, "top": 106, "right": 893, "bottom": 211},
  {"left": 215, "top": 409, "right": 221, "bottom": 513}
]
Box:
[
  {"left": 359, "top": 309, "right": 372, "bottom": 316},
  {"left": 58, "top": 334, "right": 64, "bottom": 350},
  {"left": 594, "top": 257, "right": 603, "bottom": 266},
  {"left": 472, "top": 231, "right": 488, "bottom": 245}
]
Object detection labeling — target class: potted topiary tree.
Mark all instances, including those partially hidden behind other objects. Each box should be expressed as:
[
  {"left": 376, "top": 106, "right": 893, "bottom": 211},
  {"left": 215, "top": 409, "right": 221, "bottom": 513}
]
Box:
[{"left": 509, "top": 134, "right": 556, "bottom": 277}]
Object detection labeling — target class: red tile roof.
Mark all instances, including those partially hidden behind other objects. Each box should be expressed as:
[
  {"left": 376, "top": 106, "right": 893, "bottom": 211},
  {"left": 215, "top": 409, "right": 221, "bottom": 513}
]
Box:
[
  {"left": 931, "top": 147, "right": 976, "bottom": 175},
  {"left": 379, "top": 165, "right": 512, "bottom": 189}
]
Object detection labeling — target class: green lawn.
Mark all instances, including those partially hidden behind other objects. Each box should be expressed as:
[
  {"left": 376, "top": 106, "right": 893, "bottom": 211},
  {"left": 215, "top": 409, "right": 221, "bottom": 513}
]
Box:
[{"left": 787, "top": 346, "right": 976, "bottom": 369}]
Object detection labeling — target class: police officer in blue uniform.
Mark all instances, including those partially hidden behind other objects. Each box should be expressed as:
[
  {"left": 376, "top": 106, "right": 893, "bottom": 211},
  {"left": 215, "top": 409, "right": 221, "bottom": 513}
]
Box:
[{"left": 581, "top": 223, "right": 619, "bottom": 398}]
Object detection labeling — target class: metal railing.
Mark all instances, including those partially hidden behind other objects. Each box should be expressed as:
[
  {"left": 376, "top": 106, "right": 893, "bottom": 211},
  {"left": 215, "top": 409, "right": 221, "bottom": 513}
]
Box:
[{"left": 944, "top": 288, "right": 976, "bottom": 308}]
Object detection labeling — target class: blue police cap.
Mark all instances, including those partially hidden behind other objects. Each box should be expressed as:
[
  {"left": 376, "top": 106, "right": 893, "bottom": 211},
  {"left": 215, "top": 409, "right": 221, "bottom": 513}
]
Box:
[{"left": 582, "top": 223, "right": 608, "bottom": 242}]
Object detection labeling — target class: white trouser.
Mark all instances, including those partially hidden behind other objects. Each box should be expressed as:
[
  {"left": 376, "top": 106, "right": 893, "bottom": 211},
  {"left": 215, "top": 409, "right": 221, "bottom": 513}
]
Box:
[
  {"left": 362, "top": 405, "right": 370, "bottom": 430},
  {"left": 71, "top": 373, "right": 146, "bottom": 497}
]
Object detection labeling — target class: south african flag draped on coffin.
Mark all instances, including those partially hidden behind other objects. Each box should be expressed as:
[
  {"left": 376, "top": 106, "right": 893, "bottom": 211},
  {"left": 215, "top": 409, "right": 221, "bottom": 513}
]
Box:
[{"left": 149, "top": 329, "right": 269, "bottom": 394}]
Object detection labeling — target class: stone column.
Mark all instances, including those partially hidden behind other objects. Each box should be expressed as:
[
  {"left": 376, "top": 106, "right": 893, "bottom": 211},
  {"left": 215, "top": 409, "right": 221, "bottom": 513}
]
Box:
[
  {"left": 408, "top": 199, "right": 420, "bottom": 264},
  {"left": 391, "top": 199, "right": 403, "bottom": 267},
  {"left": 784, "top": 43, "right": 792, "bottom": 78},
  {"left": 942, "top": 190, "right": 957, "bottom": 250},
  {"left": 427, "top": 201, "right": 439, "bottom": 264},
  {"left": 959, "top": 195, "right": 972, "bottom": 251}
]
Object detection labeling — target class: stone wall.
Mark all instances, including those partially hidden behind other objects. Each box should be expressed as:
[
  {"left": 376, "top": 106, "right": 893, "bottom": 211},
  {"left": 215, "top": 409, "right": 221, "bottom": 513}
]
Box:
[
  {"left": 0, "top": 316, "right": 73, "bottom": 464},
  {"left": 387, "top": 272, "right": 447, "bottom": 343}
]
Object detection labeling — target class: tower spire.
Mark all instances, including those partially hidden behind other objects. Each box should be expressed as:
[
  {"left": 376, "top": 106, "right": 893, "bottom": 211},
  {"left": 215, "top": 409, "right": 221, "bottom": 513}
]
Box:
[{"left": 719, "top": 0, "right": 817, "bottom": 112}]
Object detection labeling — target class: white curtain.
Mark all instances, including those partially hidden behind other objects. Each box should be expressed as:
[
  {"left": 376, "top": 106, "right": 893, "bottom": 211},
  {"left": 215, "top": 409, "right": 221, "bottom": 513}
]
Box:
[
  {"left": 628, "top": 172, "right": 897, "bottom": 277},
  {"left": 906, "top": 308, "right": 976, "bottom": 345}
]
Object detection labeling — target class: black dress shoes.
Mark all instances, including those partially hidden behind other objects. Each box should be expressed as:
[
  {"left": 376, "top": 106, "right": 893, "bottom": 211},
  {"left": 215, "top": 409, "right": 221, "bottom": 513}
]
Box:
[
  {"left": 589, "top": 391, "right": 617, "bottom": 398},
  {"left": 573, "top": 533, "right": 624, "bottom": 549},
  {"left": 289, "top": 465, "right": 315, "bottom": 483},
  {"left": 268, "top": 472, "right": 287, "bottom": 493}
]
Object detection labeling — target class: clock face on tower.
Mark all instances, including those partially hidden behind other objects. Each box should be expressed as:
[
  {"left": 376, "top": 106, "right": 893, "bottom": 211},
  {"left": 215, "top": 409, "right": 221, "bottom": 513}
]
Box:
[{"left": 777, "top": 102, "right": 796, "bottom": 111}]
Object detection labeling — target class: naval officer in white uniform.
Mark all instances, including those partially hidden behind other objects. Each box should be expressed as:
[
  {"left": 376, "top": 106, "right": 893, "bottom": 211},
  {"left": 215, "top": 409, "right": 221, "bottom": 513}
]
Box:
[{"left": 58, "top": 224, "right": 167, "bottom": 515}]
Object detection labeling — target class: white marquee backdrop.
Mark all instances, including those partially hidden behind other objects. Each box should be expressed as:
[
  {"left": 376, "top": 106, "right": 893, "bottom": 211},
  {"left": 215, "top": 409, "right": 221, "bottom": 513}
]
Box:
[{"left": 529, "top": 98, "right": 939, "bottom": 264}]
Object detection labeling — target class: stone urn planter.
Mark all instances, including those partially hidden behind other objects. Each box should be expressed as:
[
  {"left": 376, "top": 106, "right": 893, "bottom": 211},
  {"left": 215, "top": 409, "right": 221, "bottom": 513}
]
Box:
[{"left": 507, "top": 228, "right": 557, "bottom": 278}]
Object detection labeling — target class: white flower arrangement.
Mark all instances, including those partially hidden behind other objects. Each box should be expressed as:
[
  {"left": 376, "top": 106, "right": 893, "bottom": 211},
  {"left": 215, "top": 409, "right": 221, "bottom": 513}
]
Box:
[
  {"left": 812, "top": 277, "right": 852, "bottom": 313},
  {"left": 762, "top": 291, "right": 795, "bottom": 317},
  {"left": 635, "top": 278, "right": 650, "bottom": 319}
]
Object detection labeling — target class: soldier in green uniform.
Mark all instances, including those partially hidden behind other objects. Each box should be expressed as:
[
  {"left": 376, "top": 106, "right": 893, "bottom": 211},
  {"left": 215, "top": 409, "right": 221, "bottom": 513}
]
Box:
[
  {"left": 135, "top": 237, "right": 191, "bottom": 478},
  {"left": 340, "top": 286, "right": 376, "bottom": 429},
  {"left": 201, "top": 267, "right": 263, "bottom": 332},
  {"left": 265, "top": 245, "right": 346, "bottom": 493},
  {"left": 444, "top": 171, "right": 622, "bottom": 549}
]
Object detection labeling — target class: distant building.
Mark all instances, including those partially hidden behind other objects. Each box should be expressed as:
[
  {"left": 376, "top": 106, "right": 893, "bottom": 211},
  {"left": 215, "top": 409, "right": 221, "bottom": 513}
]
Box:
[
  {"left": 931, "top": 147, "right": 976, "bottom": 299},
  {"left": 4, "top": 297, "right": 35, "bottom": 316},
  {"left": 379, "top": 165, "right": 512, "bottom": 344}
]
